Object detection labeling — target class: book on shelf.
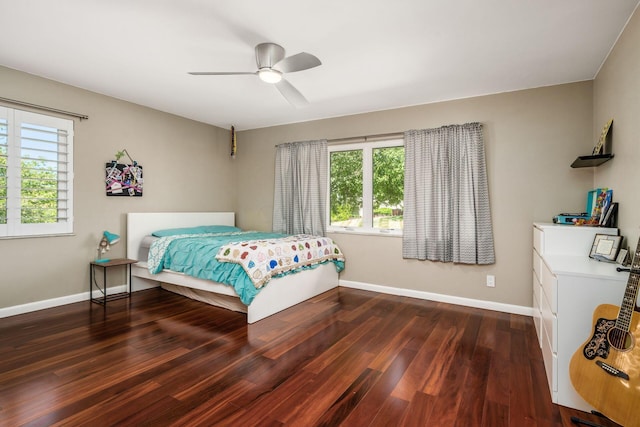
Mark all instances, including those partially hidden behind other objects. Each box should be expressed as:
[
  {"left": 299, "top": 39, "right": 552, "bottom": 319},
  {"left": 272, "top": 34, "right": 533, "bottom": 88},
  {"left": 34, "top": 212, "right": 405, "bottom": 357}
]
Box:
[
  {"left": 600, "top": 202, "right": 618, "bottom": 227},
  {"left": 598, "top": 190, "right": 613, "bottom": 224}
]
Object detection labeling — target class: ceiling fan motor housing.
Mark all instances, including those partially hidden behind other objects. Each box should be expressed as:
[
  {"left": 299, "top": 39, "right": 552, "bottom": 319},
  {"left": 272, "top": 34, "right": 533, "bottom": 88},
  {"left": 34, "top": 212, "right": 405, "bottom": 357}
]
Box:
[{"left": 256, "top": 43, "right": 285, "bottom": 69}]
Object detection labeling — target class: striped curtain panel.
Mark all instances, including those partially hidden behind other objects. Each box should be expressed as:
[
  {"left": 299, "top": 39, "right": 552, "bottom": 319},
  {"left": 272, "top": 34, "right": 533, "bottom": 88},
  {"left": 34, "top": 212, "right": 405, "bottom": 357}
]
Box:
[
  {"left": 403, "top": 123, "right": 495, "bottom": 264},
  {"left": 273, "top": 140, "right": 328, "bottom": 236}
]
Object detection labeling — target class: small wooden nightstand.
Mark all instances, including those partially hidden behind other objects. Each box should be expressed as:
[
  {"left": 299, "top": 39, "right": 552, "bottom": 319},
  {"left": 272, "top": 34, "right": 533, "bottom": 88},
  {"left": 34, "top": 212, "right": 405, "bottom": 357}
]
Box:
[{"left": 90, "top": 258, "right": 137, "bottom": 305}]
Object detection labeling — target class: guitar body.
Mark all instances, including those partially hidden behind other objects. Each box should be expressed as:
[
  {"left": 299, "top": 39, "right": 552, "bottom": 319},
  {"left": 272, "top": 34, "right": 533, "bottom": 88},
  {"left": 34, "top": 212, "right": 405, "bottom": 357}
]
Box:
[{"left": 569, "top": 304, "right": 640, "bottom": 427}]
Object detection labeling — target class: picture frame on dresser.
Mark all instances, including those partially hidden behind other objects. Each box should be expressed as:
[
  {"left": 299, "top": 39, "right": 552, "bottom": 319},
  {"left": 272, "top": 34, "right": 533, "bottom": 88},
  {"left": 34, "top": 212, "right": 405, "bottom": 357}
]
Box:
[
  {"left": 615, "top": 248, "right": 629, "bottom": 265},
  {"left": 588, "top": 233, "right": 622, "bottom": 262}
]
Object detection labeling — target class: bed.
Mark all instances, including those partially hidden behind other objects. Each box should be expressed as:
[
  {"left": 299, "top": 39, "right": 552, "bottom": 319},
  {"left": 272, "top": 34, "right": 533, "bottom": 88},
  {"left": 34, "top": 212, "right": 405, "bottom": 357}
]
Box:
[{"left": 126, "top": 212, "right": 343, "bottom": 323}]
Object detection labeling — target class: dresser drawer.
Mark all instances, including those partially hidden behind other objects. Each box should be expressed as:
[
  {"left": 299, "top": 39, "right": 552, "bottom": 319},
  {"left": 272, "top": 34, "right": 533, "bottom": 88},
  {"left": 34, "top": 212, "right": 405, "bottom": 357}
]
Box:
[
  {"left": 533, "top": 251, "right": 542, "bottom": 282},
  {"left": 533, "top": 281, "right": 542, "bottom": 345},
  {"left": 533, "top": 274, "right": 541, "bottom": 310},
  {"left": 540, "top": 288, "right": 557, "bottom": 353},
  {"left": 533, "top": 226, "right": 544, "bottom": 255},
  {"left": 541, "top": 327, "right": 558, "bottom": 396},
  {"left": 540, "top": 260, "right": 557, "bottom": 314}
]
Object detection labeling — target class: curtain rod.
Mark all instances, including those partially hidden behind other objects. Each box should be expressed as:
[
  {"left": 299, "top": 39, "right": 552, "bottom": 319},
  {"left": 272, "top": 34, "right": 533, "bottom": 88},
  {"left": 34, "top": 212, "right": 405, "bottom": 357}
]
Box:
[
  {"left": 275, "top": 131, "right": 403, "bottom": 147},
  {"left": 327, "top": 131, "right": 404, "bottom": 144},
  {"left": 0, "top": 96, "right": 89, "bottom": 120}
]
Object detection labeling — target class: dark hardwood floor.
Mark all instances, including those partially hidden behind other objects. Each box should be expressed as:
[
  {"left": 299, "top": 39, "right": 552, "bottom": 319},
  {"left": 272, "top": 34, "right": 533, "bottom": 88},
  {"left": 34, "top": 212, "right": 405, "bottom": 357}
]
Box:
[{"left": 0, "top": 287, "right": 621, "bottom": 426}]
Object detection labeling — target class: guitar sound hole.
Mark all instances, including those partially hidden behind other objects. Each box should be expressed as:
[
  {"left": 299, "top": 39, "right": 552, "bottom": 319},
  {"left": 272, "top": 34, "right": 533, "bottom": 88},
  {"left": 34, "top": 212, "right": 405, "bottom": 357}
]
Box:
[{"left": 608, "top": 327, "right": 634, "bottom": 351}]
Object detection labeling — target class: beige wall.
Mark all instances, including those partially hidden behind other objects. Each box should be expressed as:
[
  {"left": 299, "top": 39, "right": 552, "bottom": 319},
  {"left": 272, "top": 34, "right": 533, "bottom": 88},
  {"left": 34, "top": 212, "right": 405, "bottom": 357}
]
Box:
[
  {"left": 235, "top": 82, "right": 595, "bottom": 308},
  {"left": 0, "top": 66, "right": 233, "bottom": 308},
  {"left": 594, "top": 7, "right": 640, "bottom": 248}
]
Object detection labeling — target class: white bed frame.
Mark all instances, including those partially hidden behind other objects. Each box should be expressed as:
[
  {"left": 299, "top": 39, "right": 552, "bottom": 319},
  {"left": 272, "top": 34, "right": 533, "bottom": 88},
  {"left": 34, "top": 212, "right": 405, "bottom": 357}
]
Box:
[{"left": 126, "top": 212, "right": 339, "bottom": 323}]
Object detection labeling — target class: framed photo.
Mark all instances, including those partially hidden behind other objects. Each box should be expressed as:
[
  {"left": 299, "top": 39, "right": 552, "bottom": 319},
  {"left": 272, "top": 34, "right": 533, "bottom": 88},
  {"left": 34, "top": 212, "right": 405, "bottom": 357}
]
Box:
[
  {"left": 589, "top": 234, "right": 622, "bottom": 262},
  {"left": 592, "top": 119, "right": 613, "bottom": 155}
]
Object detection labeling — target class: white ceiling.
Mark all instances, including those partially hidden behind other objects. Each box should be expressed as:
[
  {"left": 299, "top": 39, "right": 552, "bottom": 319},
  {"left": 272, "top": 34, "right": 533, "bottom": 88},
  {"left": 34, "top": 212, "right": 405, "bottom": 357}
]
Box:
[{"left": 1, "top": 0, "right": 638, "bottom": 130}]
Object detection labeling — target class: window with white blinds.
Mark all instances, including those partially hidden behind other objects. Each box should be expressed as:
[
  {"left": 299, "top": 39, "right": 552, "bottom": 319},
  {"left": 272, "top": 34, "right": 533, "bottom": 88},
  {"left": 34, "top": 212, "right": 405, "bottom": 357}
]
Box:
[{"left": 0, "top": 107, "right": 73, "bottom": 237}]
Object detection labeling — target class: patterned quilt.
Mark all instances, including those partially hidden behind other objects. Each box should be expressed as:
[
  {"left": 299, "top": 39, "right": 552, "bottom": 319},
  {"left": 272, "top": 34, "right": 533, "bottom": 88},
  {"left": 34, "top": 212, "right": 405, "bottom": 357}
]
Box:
[{"left": 216, "top": 234, "right": 345, "bottom": 288}]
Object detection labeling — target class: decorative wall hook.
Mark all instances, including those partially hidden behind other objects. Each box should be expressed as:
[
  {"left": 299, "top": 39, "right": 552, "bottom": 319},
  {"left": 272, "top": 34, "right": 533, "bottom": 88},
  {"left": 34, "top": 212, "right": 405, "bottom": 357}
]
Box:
[{"left": 231, "top": 126, "right": 237, "bottom": 158}]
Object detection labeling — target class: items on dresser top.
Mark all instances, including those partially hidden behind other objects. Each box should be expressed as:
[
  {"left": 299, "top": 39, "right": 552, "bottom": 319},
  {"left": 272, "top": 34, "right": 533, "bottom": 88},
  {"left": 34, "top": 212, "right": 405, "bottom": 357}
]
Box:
[{"left": 553, "top": 188, "right": 617, "bottom": 227}]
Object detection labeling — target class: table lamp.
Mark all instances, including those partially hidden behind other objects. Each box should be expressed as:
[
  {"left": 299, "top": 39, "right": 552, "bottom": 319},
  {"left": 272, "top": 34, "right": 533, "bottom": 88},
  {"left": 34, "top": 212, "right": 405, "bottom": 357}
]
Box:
[{"left": 96, "top": 230, "right": 120, "bottom": 263}]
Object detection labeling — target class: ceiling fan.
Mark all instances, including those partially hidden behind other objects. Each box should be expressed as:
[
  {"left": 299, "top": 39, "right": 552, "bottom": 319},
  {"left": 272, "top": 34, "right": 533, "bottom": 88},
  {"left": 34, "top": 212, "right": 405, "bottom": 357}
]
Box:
[{"left": 189, "top": 42, "right": 321, "bottom": 107}]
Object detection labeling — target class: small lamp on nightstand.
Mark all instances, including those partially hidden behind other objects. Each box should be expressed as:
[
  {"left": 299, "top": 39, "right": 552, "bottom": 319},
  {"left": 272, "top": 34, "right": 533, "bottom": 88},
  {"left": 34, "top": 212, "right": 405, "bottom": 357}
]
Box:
[{"left": 96, "top": 230, "right": 120, "bottom": 263}]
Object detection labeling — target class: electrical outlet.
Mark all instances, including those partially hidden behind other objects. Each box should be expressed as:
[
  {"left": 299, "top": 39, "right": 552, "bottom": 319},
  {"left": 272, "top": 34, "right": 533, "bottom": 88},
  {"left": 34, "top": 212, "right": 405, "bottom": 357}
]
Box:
[{"left": 486, "top": 275, "right": 495, "bottom": 287}]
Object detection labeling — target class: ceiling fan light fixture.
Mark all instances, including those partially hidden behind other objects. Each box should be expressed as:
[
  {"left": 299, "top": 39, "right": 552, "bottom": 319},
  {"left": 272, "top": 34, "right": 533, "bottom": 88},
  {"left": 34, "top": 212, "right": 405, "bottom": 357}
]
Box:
[{"left": 258, "top": 68, "right": 282, "bottom": 84}]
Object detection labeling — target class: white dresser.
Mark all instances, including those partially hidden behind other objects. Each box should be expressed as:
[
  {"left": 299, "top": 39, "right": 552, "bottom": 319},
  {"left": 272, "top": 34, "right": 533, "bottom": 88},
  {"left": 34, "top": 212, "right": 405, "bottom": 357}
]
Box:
[{"left": 532, "top": 223, "right": 629, "bottom": 411}]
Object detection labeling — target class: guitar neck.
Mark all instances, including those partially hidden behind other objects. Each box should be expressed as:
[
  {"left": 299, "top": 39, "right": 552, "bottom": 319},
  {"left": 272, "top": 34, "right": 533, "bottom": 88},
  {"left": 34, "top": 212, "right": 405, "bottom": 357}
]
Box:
[{"left": 617, "top": 239, "right": 640, "bottom": 331}]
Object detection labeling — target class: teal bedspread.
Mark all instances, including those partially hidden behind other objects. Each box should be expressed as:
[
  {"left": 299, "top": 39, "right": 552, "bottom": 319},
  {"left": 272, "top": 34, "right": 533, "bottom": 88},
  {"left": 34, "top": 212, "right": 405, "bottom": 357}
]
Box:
[{"left": 148, "top": 231, "right": 344, "bottom": 305}]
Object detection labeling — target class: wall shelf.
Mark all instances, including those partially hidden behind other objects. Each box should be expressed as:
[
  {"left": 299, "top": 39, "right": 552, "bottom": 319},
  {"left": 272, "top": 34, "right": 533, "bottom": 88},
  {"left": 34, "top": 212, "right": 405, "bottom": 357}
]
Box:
[
  {"left": 570, "top": 153, "right": 614, "bottom": 168},
  {"left": 572, "top": 119, "right": 614, "bottom": 168}
]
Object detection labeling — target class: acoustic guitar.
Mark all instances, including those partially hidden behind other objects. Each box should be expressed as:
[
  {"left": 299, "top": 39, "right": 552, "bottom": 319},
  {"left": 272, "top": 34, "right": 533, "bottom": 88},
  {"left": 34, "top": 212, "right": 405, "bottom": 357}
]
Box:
[{"left": 569, "top": 238, "right": 640, "bottom": 427}]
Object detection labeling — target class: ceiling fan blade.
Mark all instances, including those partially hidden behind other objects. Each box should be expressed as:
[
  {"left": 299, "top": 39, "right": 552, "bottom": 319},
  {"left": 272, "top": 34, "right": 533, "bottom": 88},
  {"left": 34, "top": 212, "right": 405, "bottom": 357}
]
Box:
[
  {"left": 275, "top": 52, "right": 322, "bottom": 73},
  {"left": 189, "top": 71, "right": 257, "bottom": 76},
  {"left": 275, "top": 79, "right": 309, "bottom": 108}
]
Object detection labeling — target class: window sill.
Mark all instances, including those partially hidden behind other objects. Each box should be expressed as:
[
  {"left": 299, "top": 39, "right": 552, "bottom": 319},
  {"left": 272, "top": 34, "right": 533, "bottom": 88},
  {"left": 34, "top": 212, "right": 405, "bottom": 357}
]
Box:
[
  {"left": 0, "top": 232, "right": 75, "bottom": 240},
  {"left": 327, "top": 228, "right": 402, "bottom": 238}
]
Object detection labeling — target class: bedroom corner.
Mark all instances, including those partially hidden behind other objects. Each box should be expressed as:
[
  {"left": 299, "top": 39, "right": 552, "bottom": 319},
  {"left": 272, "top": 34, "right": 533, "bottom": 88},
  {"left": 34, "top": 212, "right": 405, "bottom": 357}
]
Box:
[{"left": 0, "top": 66, "right": 236, "bottom": 317}]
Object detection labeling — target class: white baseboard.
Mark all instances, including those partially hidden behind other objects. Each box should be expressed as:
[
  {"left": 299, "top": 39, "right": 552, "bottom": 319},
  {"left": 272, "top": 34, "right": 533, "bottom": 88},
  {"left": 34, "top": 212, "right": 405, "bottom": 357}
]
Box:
[
  {"left": 0, "top": 285, "right": 136, "bottom": 319},
  {"left": 0, "top": 292, "right": 88, "bottom": 319},
  {"left": 339, "top": 280, "right": 533, "bottom": 317},
  {"left": 1, "top": 280, "right": 532, "bottom": 319}
]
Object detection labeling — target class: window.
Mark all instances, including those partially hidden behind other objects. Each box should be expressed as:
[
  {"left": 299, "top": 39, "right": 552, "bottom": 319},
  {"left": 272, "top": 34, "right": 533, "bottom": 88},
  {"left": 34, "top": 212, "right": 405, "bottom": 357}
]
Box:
[
  {"left": 328, "top": 139, "right": 404, "bottom": 234},
  {"left": 0, "top": 107, "right": 74, "bottom": 237}
]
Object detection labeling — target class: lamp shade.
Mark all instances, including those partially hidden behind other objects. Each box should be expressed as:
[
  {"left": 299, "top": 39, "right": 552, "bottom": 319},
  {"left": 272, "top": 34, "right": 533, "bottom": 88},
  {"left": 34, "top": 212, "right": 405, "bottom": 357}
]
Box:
[{"left": 103, "top": 230, "right": 120, "bottom": 244}]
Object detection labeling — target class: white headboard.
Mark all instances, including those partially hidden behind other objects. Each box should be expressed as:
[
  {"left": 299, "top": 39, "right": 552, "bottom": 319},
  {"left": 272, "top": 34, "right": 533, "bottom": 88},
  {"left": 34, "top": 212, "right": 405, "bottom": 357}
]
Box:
[{"left": 126, "top": 212, "right": 235, "bottom": 261}]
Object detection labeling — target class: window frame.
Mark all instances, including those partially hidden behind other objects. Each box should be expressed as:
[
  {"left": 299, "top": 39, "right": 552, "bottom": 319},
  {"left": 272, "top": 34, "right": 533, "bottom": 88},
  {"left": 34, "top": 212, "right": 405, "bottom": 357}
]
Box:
[
  {"left": 327, "top": 138, "right": 404, "bottom": 236},
  {"left": 0, "top": 106, "right": 74, "bottom": 238}
]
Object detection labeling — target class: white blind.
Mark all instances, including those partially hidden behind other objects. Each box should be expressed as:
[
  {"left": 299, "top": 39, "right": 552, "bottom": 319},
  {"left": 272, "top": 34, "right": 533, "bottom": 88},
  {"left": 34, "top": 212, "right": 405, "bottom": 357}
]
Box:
[
  {"left": 0, "top": 107, "right": 74, "bottom": 237},
  {"left": 0, "top": 117, "right": 7, "bottom": 225}
]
